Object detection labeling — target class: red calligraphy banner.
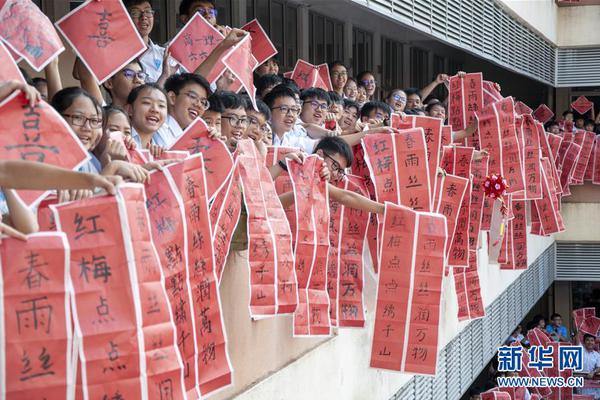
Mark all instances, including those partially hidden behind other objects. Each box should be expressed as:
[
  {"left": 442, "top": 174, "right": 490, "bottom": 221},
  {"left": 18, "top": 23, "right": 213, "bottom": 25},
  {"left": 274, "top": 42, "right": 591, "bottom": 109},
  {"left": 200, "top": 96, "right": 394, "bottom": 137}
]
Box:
[
  {"left": 454, "top": 250, "right": 485, "bottom": 321},
  {"left": 0, "top": 91, "right": 89, "bottom": 207},
  {"left": 170, "top": 117, "right": 233, "bottom": 201},
  {"left": 290, "top": 59, "right": 333, "bottom": 91},
  {"left": 516, "top": 341, "right": 553, "bottom": 398},
  {"left": 519, "top": 114, "right": 542, "bottom": 200},
  {"left": 37, "top": 194, "right": 58, "bottom": 231},
  {"left": 560, "top": 141, "right": 582, "bottom": 194},
  {"left": 433, "top": 173, "right": 469, "bottom": 261},
  {"left": 533, "top": 104, "right": 554, "bottom": 124},
  {"left": 482, "top": 80, "right": 503, "bottom": 106},
  {"left": 53, "top": 188, "right": 187, "bottom": 399},
  {"left": 289, "top": 155, "right": 331, "bottom": 336},
  {"left": 514, "top": 101, "right": 533, "bottom": 116},
  {"left": 548, "top": 133, "right": 563, "bottom": 164},
  {"left": 166, "top": 156, "right": 232, "bottom": 395},
  {"left": 481, "top": 389, "right": 512, "bottom": 400},
  {"left": 265, "top": 146, "right": 298, "bottom": 243},
  {"left": 370, "top": 203, "right": 447, "bottom": 375},
  {"left": 468, "top": 154, "right": 489, "bottom": 251},
  {"left": 240, "top": 19, "right": 277, "bottom": 66},
  {"left": 533, "top": 158, "right": 565, "bottom": 235},
  {"left": 584, "top": 138, "right": 595, "bottom": 181},
  {"left": 558, "top": 132, "right": 573, "bottom": 169},
  {"left": 441, "top": 125, "right": 452, "bottom": 146},
  {"left": 448, "top": 72, "right": 483, "bottom": 131},
  {"left": 571, "top": 131, "right": 595, "bottom": 184},
  {"left": 0, "top": 0, "right": 64, "bottom": 71},
  {"left": 55, "top": 0, "right": 146, "bottom": 84},
  {"left": 168, "top": 12, "right": 223, "bottom": 76},
  {"left": 593, "top": 137, "right": 600, "bottom": 184},
  {"left": 538, "top": 126, "right": 563, "bottom": 196},
  {"left": 222, "top": 34, "right": 259, "bottom": 111},
  {"left": 571, "top": 96, "right": 594, "bottom": 115},
  {"left": 326, "top": 179, "right": 343, "bottom": 327},
  {"left": 0, "top": 39, "right": 24, "bottom": 82},
  {"left": 548, "top": 342, "right": 575, "bottom": 400},
  {"left": 1, "top": 233, "right": 72, "bottom": 400}
]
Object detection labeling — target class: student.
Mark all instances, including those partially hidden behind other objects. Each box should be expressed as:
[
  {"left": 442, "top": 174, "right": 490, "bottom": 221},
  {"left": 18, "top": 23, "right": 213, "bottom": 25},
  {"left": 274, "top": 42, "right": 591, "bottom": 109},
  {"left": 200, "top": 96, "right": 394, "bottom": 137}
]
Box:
[
  {"left": 360, "top": 101, "right": 391, "bottom": 125},
  {"left": 327, "top": 91, "right": 344, "bottom": 125},
  {"left": 546, "top": 120, "right": 560, "bottom": 135},
  {"left": 255, "top": 57, "right": 279, "bottom": 77},
  {"left": 575, "top": 113, "right": 586, "bottom": 130},
  {"left": 578, "top": 334, "right": 600, "bottom": 399},
  {"left": 202, "top": 93, "right": 224, "bottom": 134},
  {"left": 385, "top": 89, "right": 407, "bottom": 113},
  {"left": 161, "top": 73, "right": 212, "bottom": 146},
  {"left": 356, "top": 83, "right": 367, "bottom": 108},
  {"left": 0, "top": 79, "right": 41, "bottom": 106},
  {"left": 256, "top": 73, "right": 283, "bottom": 99},
  {"left": 344, "top": 77, "right": 358, "bottom": 101},
  {"left": 179, "top": 0, "right": 219, "bottom": 27},
  {"left": 299, "top": 88, "right": 330, "bottom": 126},
  {"left": 584, "top": 119, "right": 596, "bottom": 133},
  {"left": 104, "top": 106, "right": 133, "bottom": 137},
  {"left": 546, "top": 313, "right": 570, "bottom": 342},
  {"left": 103, "top": 60, "right": 147, "bottom": 108},
  {"left": 31, "top": 77, "right": 48, "bottom": 101},
  {"left": 405, "top": 87, "right": 423, "bottom": 110},
  {"left": 426, "top": 99, "right": 446, "bottom": 120},
  {"left": 339, "top": 99, "right": 360, "bottom": 133},
  {"left": 126, "top": 83, "right": 169, "bottom": 149},
  {"left": 419, "top": 73, "right": 449, "bottom": 102},
  {"left": 329, "top": 61, "right": 348, "bottom": 97},
  {"left": 215, "top": 91, "right": 248, "bottom": 151},
  {"left": 242, "top": 98, "right": 271, "bottom": 157},
  {"left": 563, "top": 110, "right": 574, "bottom": 122},
  {"left": 357, "top": 71, "right": 377, "bottom": 101}
]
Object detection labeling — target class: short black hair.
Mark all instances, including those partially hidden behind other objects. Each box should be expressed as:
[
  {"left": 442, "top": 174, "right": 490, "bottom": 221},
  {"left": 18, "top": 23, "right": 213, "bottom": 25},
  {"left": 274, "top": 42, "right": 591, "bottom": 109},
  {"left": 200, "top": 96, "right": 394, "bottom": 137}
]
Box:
[
  {"left": 206, "top": 93, "right": 224, "bottom": 113},
  {"left": 281, "top": 78, "right": 300, "bottom": 96},
  {"left": 215, "top": 91, "right": 245, "bottom": 110},
  {"left": 164, "top": 73, "right": 212, "bottom": 97},
  {"left": 585, "top": 119, "right": 595, "bottom": 126},
  {"left": 52, "top": 87, "right": 101, "bottom": 114},
  {"left": 179, "top": 0, "right": 215, "bottom": 16},
  {"left": 126, "top": 83, "right": 167, "bottom": 105},
  {"left": 245, "top": 98, "right": 271, "bottom": 121},
  {"left": 263, "top": 85, "right": 297, "bottom": 108},
  {"left": 356, "top": 70, "right": 374, "bottom": 83},
  {"left": 343, "top": 99, "right": 359, "bottom": 113},
  {"left": 328, "top": 61, "right": 346, "bottom": 71},
  {"left": 300, "top": 87, "right": 330, "bottom": 105},
  {"left": 123, "top": 0, "right": 152, "bottom": 9},
  {"left": 360, "top": 101, "right": 391, "bottom": 119},
  {"left": 102, "top": 105, "right": 130, "bottom": 129},
  {"left": 314, "top": 137, "right": 354, "bottom": 167},
  {"left": 328, "top": 91, "right": 343, "bottom": 105},
  {"left": 425, "top": 99, "right": 445, "bottom": 113},
  {"left": 255, "top": 74, "right": 283, "bottom": 98},
  {"left": 550, "top": 313, "right": 562, "bottom": 320},
  {"left": 405, "top": 87, "right": 422, "bottom": 99},
  {"left": 563, "top": 110, "right": 573, "bottom": 117},
  {"left": 545, "top": 120, "right": 559, "bottom": 129},
  {"left": 583, "top": 333, "right": 596, "bottom": 342}
]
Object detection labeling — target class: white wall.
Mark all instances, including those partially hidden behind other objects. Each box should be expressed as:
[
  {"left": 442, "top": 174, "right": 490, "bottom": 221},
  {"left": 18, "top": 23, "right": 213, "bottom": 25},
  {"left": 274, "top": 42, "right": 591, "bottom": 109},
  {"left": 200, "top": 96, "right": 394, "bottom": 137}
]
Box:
[
  {"left": 497, "top": 0, "right": 558, "bottom": 44},
  {"left": 557, "top": 5, "right": 600, "bottom": 47}
]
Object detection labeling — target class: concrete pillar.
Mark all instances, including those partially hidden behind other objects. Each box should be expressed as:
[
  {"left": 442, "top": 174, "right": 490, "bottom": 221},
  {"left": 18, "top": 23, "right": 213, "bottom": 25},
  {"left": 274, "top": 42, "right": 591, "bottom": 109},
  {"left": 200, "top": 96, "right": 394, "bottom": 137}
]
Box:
[
  {"left": 297, "top": 5, "right": 310, "bottom": 61},
  {"left": 344, "top": 20, "right": 354, "bottom": 74}
]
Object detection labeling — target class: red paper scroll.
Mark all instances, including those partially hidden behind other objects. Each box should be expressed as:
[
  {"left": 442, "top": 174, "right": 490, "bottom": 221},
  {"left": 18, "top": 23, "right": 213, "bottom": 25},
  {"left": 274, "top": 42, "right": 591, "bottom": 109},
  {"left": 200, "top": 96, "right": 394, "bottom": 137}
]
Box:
[
  {"left": 265, "top": 146, "right": 298, "bottom": 242},
  {"left": 477, "top": 97, "right": 525, "bottom": 193},
  {"left": 469, "top": 154, "right": 489, "bottom": 251},
  {"left": 53, "top": 188, "right": 187, "bottom": 400},
  {"left": 483, "top": 81, "right": 503, "bottom": 106},
  {"left": 571, "top": 96, "right": 594, "bottom": 115},
  {"left": 0, "top": 0, "right": 64, "bottom": 71},
  {"left": 533, "top": 104, "right": 554, "bottom": 124},
  {"left": 166, "top": 156, "right": 232, "bottom": 395},
  {"left": 337, "top": 175, "right": 370, "bottom": 328},
  {"left": 533, "top": 158, "right": 565, "bottom": 235},
  {"left": 55, "top": 0, "right": 146, "bottom": 84},
  {"left": 0, "top": 40, "right": 24, "bottom": 82},
  {"left": 593, "top": 137, "right": 600, "bottom": 184},
  {"left": 441, "top": 125, "right": 452, "bottom": 146},
  {"left": 290, "top": 59, "right": 333, "bottom": 91},
  {"left": 517, "top": 341, "right": 553, "bottom": 398},
  {"left": 238, "top": 140, "right": 298, "bottom": 316},
  {"left": 538, "top": 126, "right": 563, "bottom": 196},
  {"left": 240, "top": 19, "right": 277, "bottom": 65},
  {"left": 327, "top": 179, "right": 343, "bottom": 327},
  {"left": 501, "top": 200, "right": 527, "bottom": 270},
  {"left": 433, "top": 173, "right": 469, "bottom": 260},
  {"left": 481, "top": 389, "right": 511, "bottom": 400},
  {"left": 558, "top": 132, "right": 573, "bottom": 169},
  {"left": 0, "top": 91, "right": 89, "bottom": 206},
  {"left": 289, "top": 155, "right": 331, "bottom": 336},
  {"left": 514, "top": 101, "right": 533, "bottom": 116},
  {"left": 448, "top": 73, "right": 483, "bottom": 131},
  {"left": 371, "top": 203, "right": 447, "bottom": 375},
  {"left": 571, "top": 131, "right": 595, "bottom": 183},
  {"left": 170, "top": 117, "right": 233, "bottom": 201},
  {"left": 560, "top": 142, "right": 582, "bottom": 194},
  {"left": 168, "top": 12, "right": 223, "bottom": 75},
  {"left": 222, "top": 34, "right": 258, "bottom": 111},
  {"left": 144, "top": 170, "right": 200, "bottom": 397},
  {"left": 0, "top": 233, "right": 72, "bottom": 400},
  {"left": 520, "top": 114, "right": 542, "bottom": 200},
  {"left": 455, "top": 250, "right": 485, "bottom": 321},
  {"left": 548, "top": 342, "right": 575, "bottom": 400}
]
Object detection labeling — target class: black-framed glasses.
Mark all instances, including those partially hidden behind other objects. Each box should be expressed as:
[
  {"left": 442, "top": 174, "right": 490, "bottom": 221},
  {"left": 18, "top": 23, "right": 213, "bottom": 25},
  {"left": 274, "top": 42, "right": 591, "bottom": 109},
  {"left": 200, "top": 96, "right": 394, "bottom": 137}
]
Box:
[
  {"left": 222, "top": 115, "right": 249, "bottom": 127},
  {"left": 196, "top": 7, "right": 218, "bottom": 18},
  {"left": 248, "top": 116, "right": 270, "bottom": 133},
  {"left": 183, "top": 91, "right": 210, "bottom": 109},
  {"left": 129, "top": 9, "right": 156, "bottom": 19},
  {"left": 392, "top": 93, "right": 407, "bottom": 102},
  {"left": 331, "top": 71, "right": 348, "bottom": 78},
  {"left": 271, "top": 105, "right": 301, "bottom": 115},
  {"left": 361, "top": 79, "right": 376, "bottom": 86},
  {"left": 122, "top": 68, "right": 147, "bottom": 82},
  {"left": 323, "top": 153, "right": 346, "bottom": 178},
  {"left": 303, "top": 100, "right": 328, "bottom": 112},
  {"left": 62, "top": 114, "right": 102, "bottom": 129}
]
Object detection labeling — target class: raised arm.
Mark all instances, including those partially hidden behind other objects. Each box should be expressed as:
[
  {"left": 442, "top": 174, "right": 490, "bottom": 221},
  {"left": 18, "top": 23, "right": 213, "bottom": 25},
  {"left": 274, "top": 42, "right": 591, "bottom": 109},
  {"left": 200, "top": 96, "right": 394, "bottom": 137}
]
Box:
[
  {"left": 2, "top": 189, "right": 39, "bottom": 234},
  {"left": 329, "top": 184, "right": 384, "bottom": 214},
  {"left": 74, "top": 57, "right": 104, "bottom": 105},
  {"left": 193, "top": 29, "right": 246, "bottom": 78},
  {"left": 420, "top": 73, "right": 448, "bottom": 101},
  {"left": 44, "top": 57, "right": 63, "bottom": 102}
]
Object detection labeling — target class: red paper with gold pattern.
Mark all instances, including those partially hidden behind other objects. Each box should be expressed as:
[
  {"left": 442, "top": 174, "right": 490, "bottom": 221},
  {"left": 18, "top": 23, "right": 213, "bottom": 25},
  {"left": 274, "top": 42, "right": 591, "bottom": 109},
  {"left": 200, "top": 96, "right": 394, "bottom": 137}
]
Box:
[
  {"left": 370, "top": 203, "right": 447, "bottom": 375},
  {"left": 448, "top": 73, "right": 483, "bottom": 131},
  {"left": 1, "top": 233, "right": 72, "bottom": 400}
]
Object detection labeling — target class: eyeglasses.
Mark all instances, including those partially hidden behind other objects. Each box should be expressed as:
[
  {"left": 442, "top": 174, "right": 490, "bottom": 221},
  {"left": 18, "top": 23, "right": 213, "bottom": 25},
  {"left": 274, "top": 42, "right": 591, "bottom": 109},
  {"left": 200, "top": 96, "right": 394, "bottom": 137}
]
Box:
[
  {"left": 222, "top": 115, "right": 249, "bottom": 127},
  {"left": 331, "top": 72, "right": 348, "bottom": 78},
  {"left": 343, "top": 107, "right": 359, "bottom": 120},
  {"left": 392, "top": 93, "right": 407, "bottom": 102},
  {"left": 130, "top": 9, "right": 156, "bottom": 19},
  {"left": 122, "top": 68, "right": 147, "bottom": 82},
  {"left": 62, "top": 114, "right": 102, "bottom": 129},
  {"left": 361, "top": 79, "right": 376, "bottom": 86},
  {"left": 183, "top": 91, "right": 210, "bottom": 109},
  {"left": 196, "top": 7, "right": 218, "bottom": 18},
  {"left": 248, "top": 116, "right": 270, "bottom": 133},
  {"left": 324, "top": 153, "right": 346, "bottom": 178},
  {"left": 303, "top": 100, "right": 328, "bottom": 112},
  {"left": 271, "top": 105, "right": 301, "bottom": 115}
]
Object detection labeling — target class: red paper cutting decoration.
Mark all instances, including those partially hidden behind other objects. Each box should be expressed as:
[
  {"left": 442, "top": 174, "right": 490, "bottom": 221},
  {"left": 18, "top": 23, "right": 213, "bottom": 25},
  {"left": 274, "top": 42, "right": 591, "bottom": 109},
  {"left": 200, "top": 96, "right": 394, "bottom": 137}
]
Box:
[
  {"left": 241, "top": 19, "right": 278, "bottom": 65},
  {"left": 571, "top": 95, "right": 594, "bottom": 115},
  {"left": 532, "top": 104, "right": 554, "bottom": 124}
]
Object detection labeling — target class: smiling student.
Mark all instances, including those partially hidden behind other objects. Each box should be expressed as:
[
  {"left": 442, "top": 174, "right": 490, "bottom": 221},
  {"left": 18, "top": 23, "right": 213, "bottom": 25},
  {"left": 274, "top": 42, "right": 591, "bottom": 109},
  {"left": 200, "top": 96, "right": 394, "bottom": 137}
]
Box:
[{"left": 126, "top": 83, "right": 169, "bottom": 149}]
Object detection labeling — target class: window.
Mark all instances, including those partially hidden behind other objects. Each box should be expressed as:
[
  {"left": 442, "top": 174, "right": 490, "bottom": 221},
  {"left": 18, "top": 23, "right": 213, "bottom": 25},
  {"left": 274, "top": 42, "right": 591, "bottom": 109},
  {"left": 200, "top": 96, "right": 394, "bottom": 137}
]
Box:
[
  {"left": 309, "top": 12, "right": 344, "bottom": 65},
  {"left": 352, "top": 27, "right": 373, "bottom": 77},
  {"left": 410, "top": 47, "right": 429, "bottom": 90},
  {"left": 247, "top": 0, "right": 299, "bottom": 71},
  {"left": 381, "top": 37, "right": 403, "bottom": 96},
  {"left": 431, "top": 54, "right": 446, "bottom": 100},
  {"left": 215, "top": 0, "right": 233, "bottom": 27}
]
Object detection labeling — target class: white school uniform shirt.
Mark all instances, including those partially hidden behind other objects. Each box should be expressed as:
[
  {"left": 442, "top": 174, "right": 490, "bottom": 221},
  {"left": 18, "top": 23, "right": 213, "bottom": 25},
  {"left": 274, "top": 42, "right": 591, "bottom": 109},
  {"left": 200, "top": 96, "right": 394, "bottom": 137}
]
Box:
[
  {"left": 131, "top": 127, "right": 170, "bottom": 149},
  {"left": 272, "top": 124, "right": 319, "bottom": 154},
  {"left": 139, "top": 40, "right": 165, "bottom": 83},
  {"left": 155, "top": 115, "right": 184, "bottom": 149},
  {"left": 582, "top": 348, "right": 600, "bottom": 373}
]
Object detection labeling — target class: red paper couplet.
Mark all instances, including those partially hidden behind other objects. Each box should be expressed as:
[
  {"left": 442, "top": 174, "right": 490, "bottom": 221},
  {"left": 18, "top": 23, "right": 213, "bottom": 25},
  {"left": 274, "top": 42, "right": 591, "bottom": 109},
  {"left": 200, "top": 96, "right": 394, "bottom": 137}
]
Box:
[
  {"left": 265, "top": 146, "right": 298, "bottom": 243},
  {"left": 166, "top": 156, "right": 232, "bottom": 395},
  {"left": 240, "top": 19, "right": 278, "bottom": 66},
  {"left": 571, "top": 131, "right": 595, "bottom": 183},
  {"left": 501, "top": 200, "right": 527, "bottom": 270},
  {"left": 1, "top": 233, "right": 72, "bottom": 400},
  {"left": 482, "top": 80, "right": 503, "bottom": 106},
  {"left": 538, "top": 125, "right": 563, "bottom": 195},
  {"left": 0, "top": 39, "right": 25, "bottom": 82},
  {"left": 290, "top": 59, "right": 333, "bottom": 91},
  {"left": 441, "top": 125, "right": 452, "bottom": 146},
  {"left": 55, "top": 0, "right": 146, "bottom": 84},
  {"left": 37, "top": 194, "right": 58, "bottom": 231},
  {"left": 547, "top": 132, "right": 563, "bottom": 163},
  {"left": 571, "top": 95, "right": 594, "bottom": 115},
  {"left": 593, "top": 137, "right": 600, "bottom": 184},
  {"left": 448, "top": 73, "right": 483, "bottom": 131},
  {"left": 514, "top": 101, "right": 533, "bottom": 116},
  {"left": 454, "top": 249, "right": 485, "bottom": 321},
  {"left": 0, "top": 0, "right": 64, "bottom": 71},
  {"left": 168, "top": 12, "right": 223, "bottom": 75},
  {"left": 326, "top": 179, "right": 344, "bottom": 327},
  {"left": 481, "top": 389, "right": 511, "bottom": 400},
  {"left": 0, "top": 91, "right": 89, "bottom": 207},
  {"left": 433, "top": 173, "right": 469, "bottom": 260},
  {"left": 532, "top": 104, "right": 554, "bottom": 124},
  {"left": 584, "top": 139, "right": 595, "bottom": 181},
  {"left": 533, "top": 158, "right": 565, "bottom": 235},
  {"left": 170, "top": 117, "right": 233, "bottom": 201},
  {"left": 560, "top": 141, "right": 582, "bottom": 194},
  {"left": 517, "top": 341, "right": 553, "bottom": 398},
  {"left": 468, "top": 154, "right": 489, "bottom": 251},
  {"left": 370, "top": 203, "right": 447, "bottom": 375},
  {"left": 558, "top": 131, "right": 573, "bottom": 169},
  {"left": 53, "top": 187, "right": 187, "bottom": 399},
  {"left": 519, "top": 114, "right": 542, "bottom": 200},
  {"left": 222, "top": 34, "right": 259, "bottom": 111},
  {"left": 547, "top": 342, "right": 575, "bottom": 400},
  {"left": 289, "top": 155, "right": 331, "bottom": 336}
]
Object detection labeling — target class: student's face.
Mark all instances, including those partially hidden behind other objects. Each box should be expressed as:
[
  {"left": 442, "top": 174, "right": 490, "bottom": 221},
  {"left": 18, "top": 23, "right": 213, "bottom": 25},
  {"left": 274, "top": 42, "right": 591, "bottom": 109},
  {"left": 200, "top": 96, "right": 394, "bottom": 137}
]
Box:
[
  {"left": 564, "top": 113, "right": 574, "bottom": 122},
  {"left": 106, "top": 63, "right": 146, "bottom": 106},
  {"left": 256, "top": 58, "right": 279, "bottom": 77},
  {"left": 270, "top": 96, "right": 300, "bottom": 134},
  {"left": 104, "top": 111, "right": 132, "bottom": 137},
  {"left": 576, "top": 118, "right": 585, "bottom": 128},
  {"left": 537, "top": 319, "right": 546, "bottom": 328},
  {"left": 387, "top": 90, "right": 406, "bottom": 113},
  {"left": 221, "top": 107, "right": 247, "bottom": 140},
  {"left": 429, "top": 104, "right": 446, "bottom": 120},
  {"left": 62, "top": 96, "right": 103, "bottom": 151},
  {"left": 186, "top": 1, "right": 217, "bottom": 26},
  {"left": 34, "top": 82, "right": 48, "bottom": 101},
  {"left": 340, "top": 106, "right": 359, "bottom": 131},
  {"left": 549, "top": 125, "right": 560, "bottom": 135},
  {"left": 130, "top": 88, "right": 168, "bottom": 134},
  {"left": 406, "top": 93, "right": 422, "bottom": 110},
  {"left": 316, "top": 149, "right": 348, "bottom": 182},
  {"left": 330, "top": 65, "right": 348, "bottom": 92},
  {"left": 129, "top": 2, "right": 154, "bottom": 39},
  {"left": 301, "top": 96, "right": 328, "bottom": 125},
  {"left": 329, "top": 103, "right": 344, "bottom": 123},
  {"left": 167, "top": 82, "right": 209, "bottom": 129},
  {"left": 366, "top": 108, "right": 389, "bottom": 122},
  {"left": 359, "top": 73, "right": 376, "bottom": 97},
  {"left": 356, "top": 86, "right": 367, "bottom": 104},
  {"left": 202, "top": 110, "right": 221, "bottom": 134},
  {"left": 585, "top": 337, "right": 596, "bottom": 350},
  {"left": 585, "top": 123, "right": 595, "bottom": 132},
  {"left": 552, "top": 316, "right": 562, "bottom": 326},
  {"left": 344, "top": 81, "right": 357, "bottom": 100},
  {"left": 244, "top": 110, "right": 268, "bottom": 142}
]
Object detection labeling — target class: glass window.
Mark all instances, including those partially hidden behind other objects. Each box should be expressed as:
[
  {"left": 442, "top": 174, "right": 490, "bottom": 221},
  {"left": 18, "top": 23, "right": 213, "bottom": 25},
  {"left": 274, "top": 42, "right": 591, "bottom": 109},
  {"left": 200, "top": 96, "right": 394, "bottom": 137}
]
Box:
[
  {"left": 309, "top": 12, "right": 344, "bottom": 66},
  {"left": 215, "top": 0, "right": 233, "bottom": 27},
  {"left": 431, "top": 54, "right": 446, "bottom": 100},
  {"left": 285, "top": 5, "right": 298, "bottom": 70},
  {"left": 353, "top": 27, "right": 373, "bottom": 76},
  {"left": 381, "top": 36, "right": 403, "bottom": 95},
  {"left": 410, "top": 46, "right": 429, "bottom": 90}
]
